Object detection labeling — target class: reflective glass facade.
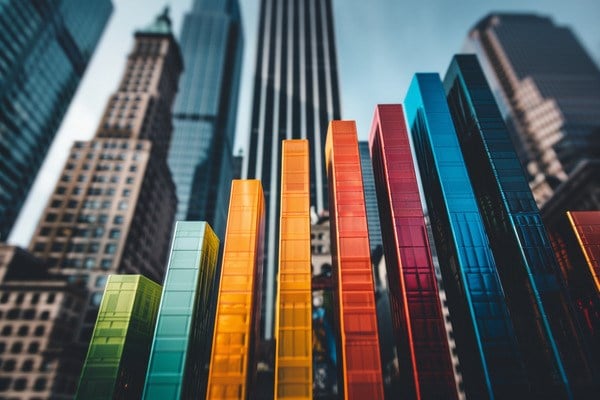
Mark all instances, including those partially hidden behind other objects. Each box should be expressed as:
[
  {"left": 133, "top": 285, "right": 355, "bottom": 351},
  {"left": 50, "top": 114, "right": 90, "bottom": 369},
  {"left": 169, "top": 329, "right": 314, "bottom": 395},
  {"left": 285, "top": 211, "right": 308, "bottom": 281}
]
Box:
[
  {"left": 76, "top": 275, "right": 161, "bottom": 400},
  {"left": 325, "top": 121, "right": 384, "bottom": 399},
  {"left": 404, "top": 74, "right": 526, "bottom": 399},
  {"left": 168, "top": 0, "right": 243, "bottom": 239},
  {"left": 369, "top": 104, "right": 457, "bottom": 399},
  {"left": 143, "top": 222, "right": 219, "bottom": 399},
  {"left": 207, "top": 180, "right": 265, "bottom": 398},
  {"left": 0, "top": 0, "right": 113, "bottom": 240},
  {"left": 274, "top": 140, "right": 312, "bottom": 399},
  {"left": 246, "top": 0, "right": 342, "bottom": 338},
  {"left": 444, "top": 54, "right": 596, "bottom": 396}
]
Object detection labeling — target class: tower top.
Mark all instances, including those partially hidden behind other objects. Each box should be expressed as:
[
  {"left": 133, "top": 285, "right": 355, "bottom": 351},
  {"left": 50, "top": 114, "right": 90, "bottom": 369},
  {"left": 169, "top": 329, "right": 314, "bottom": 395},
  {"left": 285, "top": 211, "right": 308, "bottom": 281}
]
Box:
[{"left": 137, "top": 6, "right": 172, "bottom": 35}]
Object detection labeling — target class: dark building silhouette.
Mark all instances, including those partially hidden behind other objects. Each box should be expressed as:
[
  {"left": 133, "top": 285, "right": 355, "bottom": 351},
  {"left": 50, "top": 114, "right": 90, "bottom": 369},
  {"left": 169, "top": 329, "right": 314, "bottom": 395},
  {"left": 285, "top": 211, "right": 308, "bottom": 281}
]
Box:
[
  {"left": 168, "top": 0, "right": 243, "bottom": 239},
  {"left": 0, "top": 0, "right": 113, "bottom": 240},
  {"left": 246, "top": 0, "right": 342, "bottom": 340}
]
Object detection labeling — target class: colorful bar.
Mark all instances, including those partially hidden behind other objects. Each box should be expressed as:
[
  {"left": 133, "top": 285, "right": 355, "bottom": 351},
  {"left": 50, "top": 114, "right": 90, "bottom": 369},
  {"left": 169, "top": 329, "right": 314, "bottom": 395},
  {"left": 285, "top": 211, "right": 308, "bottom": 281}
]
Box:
[
  {"left": 207, "top": 180, "right": 265, "bottom": 399},
  {"left": 76, "top": 275, "right": 162, "bottom": 400},
  {"left": 551, "top": 211, "right": 600, "bottom": 372},
  {"left": 325, "top": 121, "right": 384, "bottom": 399},
  {"left": 404, "top": 74, "right": 526, "bottom": 399},
  {"left": 443, "top": 54, "right": 596, "bottom": 397},
  {"left": 274, "top": 140, "right": 313, "bottom": 399},
  {"left": 143, "top": 222, "right": 220, "bottom": 399},
  {"left": 369, "top": 104, "right": 457, "bottom": 399},
  {"left": 568, "top": 211, "right": 600, "bottom": 294}
]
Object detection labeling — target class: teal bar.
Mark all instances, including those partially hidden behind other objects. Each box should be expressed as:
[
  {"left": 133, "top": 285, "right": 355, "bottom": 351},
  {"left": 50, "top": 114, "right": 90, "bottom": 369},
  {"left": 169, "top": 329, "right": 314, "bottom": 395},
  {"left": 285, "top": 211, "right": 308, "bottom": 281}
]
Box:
[
  {"left": 143, "top": 221, "right": 220, "bottom": 399},
  {"left": 76, "top": 275, "right": 162, "bottom": 399}
]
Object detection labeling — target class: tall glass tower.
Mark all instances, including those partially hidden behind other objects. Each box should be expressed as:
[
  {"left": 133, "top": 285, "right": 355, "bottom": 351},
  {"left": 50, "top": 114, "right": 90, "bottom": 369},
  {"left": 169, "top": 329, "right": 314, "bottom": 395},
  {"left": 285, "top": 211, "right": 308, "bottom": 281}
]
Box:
[
  {"left": 246, "top": 0, "right": 342, "bottom": 338},
  {"left": 168, "top": 0, "right": 243, "bottom": 239},
  {"left": 0, "top": 0, "right": 113, "bottom": 240},
  {"left": 466, "top": 13, "right": 600, "bottom": 223}
]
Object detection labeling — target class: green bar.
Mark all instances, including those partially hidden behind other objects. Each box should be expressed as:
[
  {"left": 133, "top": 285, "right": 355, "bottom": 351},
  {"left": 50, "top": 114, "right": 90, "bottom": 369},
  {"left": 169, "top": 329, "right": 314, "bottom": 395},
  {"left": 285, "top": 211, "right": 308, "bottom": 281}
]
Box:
[{"left": 76, "top": 274, "right": 162, "bottom": 399}]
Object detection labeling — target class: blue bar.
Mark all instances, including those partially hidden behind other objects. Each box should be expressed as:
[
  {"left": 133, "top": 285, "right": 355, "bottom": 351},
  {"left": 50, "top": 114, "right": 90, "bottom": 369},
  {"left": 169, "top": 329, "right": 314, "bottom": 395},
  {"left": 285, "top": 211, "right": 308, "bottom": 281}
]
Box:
[
  {"left": 404, "top": 73, "right": 526, "bottom": 399},
  {"left": 444, "top": 54, "right": 596, "bottom": 398}
]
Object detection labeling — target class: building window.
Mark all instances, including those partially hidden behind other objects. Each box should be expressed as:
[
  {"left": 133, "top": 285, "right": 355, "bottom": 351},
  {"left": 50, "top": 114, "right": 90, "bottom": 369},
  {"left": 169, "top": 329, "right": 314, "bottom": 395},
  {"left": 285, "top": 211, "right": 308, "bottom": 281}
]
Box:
[
  {"left": 34, "top": 378, "right": 47, "bottom": 392},
  {"left": 10, "top": 342, "right": 23, "bottom": 353},
  {"left": 1, "top": 326, "right": 12, "bottom": 335},
  {"left": 27, "top": 342, "right": 40, "bottom": 354},
  {"left": 13, "top": 378, "right": 26, "bottom": 391},
  {"left": 17, "top": 326, "right": 28, "bottom": 336},
  {"left": 21, "top": 359, "right": 34, "bottom": 372},
  {"left": 95, "top": 276, "right": 108, "bottom": 288},
  {"left": 100, "top": 259, "right": 112, "bottom": 270},
  {"left": 104, "top": 244, "right": 117, "bottom": 254},
  {"left": 113, "top": 215, "right": 123, "bottom": 224},
  {"left": 34, "top": 326, "right": 45, "bottom": 337},
  {"left": 47, "top": 294, "right": 56, "bottom": 304},
  {"left": 2, "top": 360, "right": 15, "bottom": 372},
  {"left": 109, "top": 229, "right": 120, "bottom": 239}
]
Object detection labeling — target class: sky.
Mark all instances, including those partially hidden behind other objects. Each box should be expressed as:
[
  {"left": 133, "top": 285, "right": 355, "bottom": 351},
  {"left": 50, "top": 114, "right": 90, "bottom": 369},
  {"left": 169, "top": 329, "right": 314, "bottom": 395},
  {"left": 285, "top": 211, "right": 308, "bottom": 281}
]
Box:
[{"left": 8, "top": 0, "right": 600, "bottom": 246}]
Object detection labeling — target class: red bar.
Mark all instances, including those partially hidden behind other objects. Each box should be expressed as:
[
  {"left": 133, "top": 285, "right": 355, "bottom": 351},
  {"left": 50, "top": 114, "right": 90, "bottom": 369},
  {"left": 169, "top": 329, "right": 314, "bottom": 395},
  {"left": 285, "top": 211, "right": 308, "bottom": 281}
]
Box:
[
  {"left": 369, "top": 104, "right": 457, "bottom": 399},
  {"left": 325, "top": 121, "right": 384, "bottom": 399}
]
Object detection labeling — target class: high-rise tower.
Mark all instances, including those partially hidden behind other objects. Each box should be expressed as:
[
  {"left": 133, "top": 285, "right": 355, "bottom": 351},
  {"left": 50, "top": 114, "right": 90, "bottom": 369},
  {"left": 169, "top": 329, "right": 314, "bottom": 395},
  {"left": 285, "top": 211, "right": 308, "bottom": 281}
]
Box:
[
  {"left": 23, "top": 9, "right": 182, "bottom": 396},
  {"left": 0, "top": 0, "right": 113, "bottom": 240},
  {"left": 168, "top": 0, "right": 243, "bottom": 239},
  {"left": 466, "top": 13, "right": 600, "bottom": 223},
  {"left": 246, "top": 0, "right": 342, "bottom": 338}
]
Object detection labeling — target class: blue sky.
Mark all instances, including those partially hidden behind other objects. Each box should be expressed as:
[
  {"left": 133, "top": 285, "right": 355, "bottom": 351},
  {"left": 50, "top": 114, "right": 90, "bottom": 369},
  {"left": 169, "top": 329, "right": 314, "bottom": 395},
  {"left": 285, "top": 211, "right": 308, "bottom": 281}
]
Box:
[{"left": 9, "top": 0, "right": 600, "bottom": 245}]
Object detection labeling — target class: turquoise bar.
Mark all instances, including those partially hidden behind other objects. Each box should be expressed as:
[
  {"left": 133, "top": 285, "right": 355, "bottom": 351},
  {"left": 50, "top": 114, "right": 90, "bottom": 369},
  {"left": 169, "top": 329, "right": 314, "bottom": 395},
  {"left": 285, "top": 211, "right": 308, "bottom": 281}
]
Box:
[{"left": 142, "top": 221, "right": 219, "bottom": 399}]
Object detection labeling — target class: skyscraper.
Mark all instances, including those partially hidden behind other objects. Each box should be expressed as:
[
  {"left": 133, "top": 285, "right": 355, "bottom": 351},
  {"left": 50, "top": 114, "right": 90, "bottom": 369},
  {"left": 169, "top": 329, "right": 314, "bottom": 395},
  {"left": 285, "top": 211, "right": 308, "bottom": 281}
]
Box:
[
  {"left": 466, "top": 13, "right": 600, "bottom": 221},
  {"left": 24, "top": 9, "right": 182, "bottom": 396},
  {"left": 444, "top": 54, "right": 595, "bottom": 396},
  {"left": 405, "top": 73, "right": 527, "bottom": 399},
  {"left": 168, "top": 0, "right": 243, "bottom": 239},
  {"left": 246, "top": 0, "right": 342, "bottom": 338},
  {"left": 0, "top": 0, "right": 113, "bottom": 240}
]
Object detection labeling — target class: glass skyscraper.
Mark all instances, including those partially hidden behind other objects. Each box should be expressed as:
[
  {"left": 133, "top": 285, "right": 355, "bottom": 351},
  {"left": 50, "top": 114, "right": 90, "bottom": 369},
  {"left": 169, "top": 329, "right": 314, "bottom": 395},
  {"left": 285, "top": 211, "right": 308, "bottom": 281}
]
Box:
[
  {"left": 466, "top": 13, "right": 600, "bottom": 224},
  {"left": 0, "top": 0, "right": 113, "bottom": 240},
  {"left": 444, "top": 54, "right": 595, "bottom": 397},
  {"left": 246, "top": 0, "right": 342, "bottom": 339},
  {"left": 168, "top": 0, "right": 243, "bottom": 239}
]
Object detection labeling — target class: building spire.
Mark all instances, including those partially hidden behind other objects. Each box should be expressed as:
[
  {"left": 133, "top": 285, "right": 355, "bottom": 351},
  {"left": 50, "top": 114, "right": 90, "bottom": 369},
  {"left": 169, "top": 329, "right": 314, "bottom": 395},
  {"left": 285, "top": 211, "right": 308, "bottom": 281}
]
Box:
[{"left": 137, "top": 5, "right": 172, "bottom": 35}]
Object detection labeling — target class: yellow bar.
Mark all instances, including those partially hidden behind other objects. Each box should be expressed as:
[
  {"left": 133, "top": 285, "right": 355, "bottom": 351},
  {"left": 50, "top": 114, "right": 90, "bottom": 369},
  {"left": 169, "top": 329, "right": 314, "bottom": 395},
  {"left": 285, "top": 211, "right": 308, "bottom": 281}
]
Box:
[
  {"left": 274, "top": 140, "right": 313, "bottom": 399},
  {"left": 207, "top": 180, "right": 265, "bottom": 399}
]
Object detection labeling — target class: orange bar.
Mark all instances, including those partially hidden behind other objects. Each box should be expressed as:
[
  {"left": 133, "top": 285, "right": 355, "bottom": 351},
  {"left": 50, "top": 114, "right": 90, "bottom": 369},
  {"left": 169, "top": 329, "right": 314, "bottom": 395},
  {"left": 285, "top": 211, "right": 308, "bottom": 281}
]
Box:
[
  {"left": 207, "top": 180, "right": 265, "bottom": 399},
  {"left": 274, "top": 140, "right": 313, "bottom": 399},
  {"left": 325, "top": 121, "right": 384, "bottom": 399}
]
